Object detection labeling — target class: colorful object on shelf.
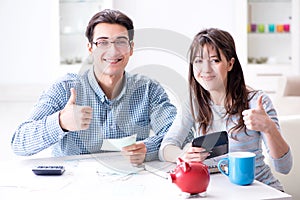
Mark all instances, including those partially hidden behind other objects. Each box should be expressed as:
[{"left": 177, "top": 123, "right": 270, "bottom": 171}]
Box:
[
  {"left": 268, "top": 24, "right": 275, "bottom": 33},
  {"left": 258, "top": 24, "right": 265, "bottom": 33},
  {"left": 251, "top": 24, "right": 257, "bottom": 32},
  {"left": 248, "top": 57, "right": 268, "bottom": 64},
  {"left": 276, "top": 24, "right": 284, "bottom": 32},
  {"left": 283, "top": 24, "right": 290, "bottom": 32},
  {"left": 248, "top": 23, "right": 290, "bottom": 33}
]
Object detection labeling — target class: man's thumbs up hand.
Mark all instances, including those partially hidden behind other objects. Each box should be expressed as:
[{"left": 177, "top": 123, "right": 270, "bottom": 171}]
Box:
[
  {"left": 242, "top": 95, "right": 271, "bottom": 132},
  {"left": 59, "top": 88, "right": 93, "bottom": 131},
  {"left": 67, "top": 88, "right": 77, "bottom": 105}
]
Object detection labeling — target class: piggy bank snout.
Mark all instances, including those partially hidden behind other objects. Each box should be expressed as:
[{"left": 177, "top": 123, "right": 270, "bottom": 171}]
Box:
[{"left": 169, "top": 172, "right": 176, "bottom": 182}]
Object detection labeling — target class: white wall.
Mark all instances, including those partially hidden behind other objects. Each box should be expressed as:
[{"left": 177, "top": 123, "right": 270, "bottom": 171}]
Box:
[
  {"left": 0, "top": 0, "right": 59, "bottom": 161},
  {"left": 0, "top": 0, "right": 246, "bottom": 85},
  {"left": 0, "top": 0, "right": 59, "bottom": 85},
  {"left": 114, "top": 0, "right": 236, "bottom": 37},
  {"left": 113, "top": 0, "right": 247, "bottom": 67}
]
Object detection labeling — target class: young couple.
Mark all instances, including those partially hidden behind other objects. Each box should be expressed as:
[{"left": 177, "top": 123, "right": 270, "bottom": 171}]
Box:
[{"left": 11, "top": 9, "right": 292, "bottom": 191}]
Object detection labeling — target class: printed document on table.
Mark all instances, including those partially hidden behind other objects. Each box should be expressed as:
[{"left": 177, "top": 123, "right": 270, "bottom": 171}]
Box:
[{"left": 101, "top": 134, "right": 137, "bottom": 151}]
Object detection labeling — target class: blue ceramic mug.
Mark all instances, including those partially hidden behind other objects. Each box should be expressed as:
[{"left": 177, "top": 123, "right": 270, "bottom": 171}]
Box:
[{"left": 218, "top": 152, "right": 256, "bottom": 185}]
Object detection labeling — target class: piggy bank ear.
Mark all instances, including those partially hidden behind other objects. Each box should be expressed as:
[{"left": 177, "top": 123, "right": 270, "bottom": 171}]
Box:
[
  {"left": 177, "top": 159, "right": 191, "bottom": 173},
  {"left": 176, "top": 157, "right": 184, "bottom": 165},
  {"left": 182, "top": 162, "right": 191, "bottom": 172}
]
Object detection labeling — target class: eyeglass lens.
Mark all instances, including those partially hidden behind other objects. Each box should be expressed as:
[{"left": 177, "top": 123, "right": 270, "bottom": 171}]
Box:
[{"left": 94, "top": 38, "right": 130, "bottom": 50}]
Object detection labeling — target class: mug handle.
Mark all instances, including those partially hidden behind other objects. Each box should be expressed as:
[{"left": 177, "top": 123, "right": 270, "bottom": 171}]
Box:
[{"left": 218, "top": 158, "right": 229, "bottom": 176}]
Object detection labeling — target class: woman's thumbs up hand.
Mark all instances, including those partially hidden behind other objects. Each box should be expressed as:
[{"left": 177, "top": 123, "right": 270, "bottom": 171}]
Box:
[{"left": 242, "top": 95, "right": 273, "bottom": 133}]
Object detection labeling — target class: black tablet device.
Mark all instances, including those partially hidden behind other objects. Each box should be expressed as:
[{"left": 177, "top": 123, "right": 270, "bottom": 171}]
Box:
[{"left": 192, "top": 131, "right": 228, "bottom": 159}]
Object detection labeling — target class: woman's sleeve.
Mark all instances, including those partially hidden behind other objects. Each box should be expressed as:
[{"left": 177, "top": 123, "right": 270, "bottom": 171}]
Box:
[
  {"left": 260, "top": 91, "right": 293, "bottom": 174},
  {"left": 159, "top": 98, "right": 195, "bottom": 161}
]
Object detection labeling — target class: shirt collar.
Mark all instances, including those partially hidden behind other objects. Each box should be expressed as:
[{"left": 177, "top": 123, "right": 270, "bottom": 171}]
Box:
[
  {"left": 87, "top": 68, "right": 128, "bottom": 103},
  {"left": 88, "top": 69, "right": 106, "bottom": 103}
]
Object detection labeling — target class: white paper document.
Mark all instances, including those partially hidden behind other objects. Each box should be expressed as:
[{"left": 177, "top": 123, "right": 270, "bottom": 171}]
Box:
[{"left": 101, "top": 134, "right": 137, "bottom": 151}]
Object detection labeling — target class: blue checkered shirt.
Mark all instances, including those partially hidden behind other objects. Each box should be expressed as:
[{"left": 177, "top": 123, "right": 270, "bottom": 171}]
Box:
[{"left": 11, "top": 69, "right": 176, "bottom": 161}]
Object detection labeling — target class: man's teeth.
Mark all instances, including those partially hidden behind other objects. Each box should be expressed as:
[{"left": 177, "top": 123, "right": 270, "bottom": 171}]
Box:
[{"left": 105, "top": 58, "right": 122, "bottom": 62}]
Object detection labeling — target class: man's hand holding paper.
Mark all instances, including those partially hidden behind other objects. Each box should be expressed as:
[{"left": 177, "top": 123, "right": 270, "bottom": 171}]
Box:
[
  {"left": 101, "top": 134, "right": 137, "bottom": 151},
  {"left": 122, "top": 141, "right": 147, "bottom": 165},
  {"left": 101, "top": 134, "right": 146, "bottom": 165}
]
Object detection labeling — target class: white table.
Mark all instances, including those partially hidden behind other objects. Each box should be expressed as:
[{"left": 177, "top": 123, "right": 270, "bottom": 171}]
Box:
[{"left": 0, "top": 153, "right": 292, "bottom": 200}]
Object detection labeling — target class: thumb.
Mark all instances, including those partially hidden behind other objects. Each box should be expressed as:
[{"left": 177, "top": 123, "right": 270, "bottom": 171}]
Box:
[
  {"left": 67, "top": 88, "right": 76, "bottom": 105},
  {"left": 257, "top": 95, "right": 264, "bottom": 110}
]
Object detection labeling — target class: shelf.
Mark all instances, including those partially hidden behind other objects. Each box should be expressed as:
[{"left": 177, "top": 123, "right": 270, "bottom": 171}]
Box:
[
  {"left": 60, "top": 0, "right": 103, "bottom": 3},
  {"left": 238, "top": 0, "right": 299, "bottom": 100},
  {"left": 248, "top": 32, "right": 290, "bottom": 36},
  {"left": 244, "top": 64, "right": 293, "bottom": 77},
  {"left": 247, "top": 0, "right": 292, "bottom": 65},
  {"left": 249, "top": 0, "right": 291, "bottom": 3},
  {"left": 59, "top": 0, "right": 104, "bottom": 68},
  {"left": 246, "top": 63, "right": 292, "bottom": 68}
]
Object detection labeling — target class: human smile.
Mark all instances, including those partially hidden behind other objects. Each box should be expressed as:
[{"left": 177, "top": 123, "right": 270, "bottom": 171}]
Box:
[
  {"left": 201, "top": 75, "right": 215, "bottom": 81},
  {"left": 103, "top": 58, "right": 123, "bottom": 64}
]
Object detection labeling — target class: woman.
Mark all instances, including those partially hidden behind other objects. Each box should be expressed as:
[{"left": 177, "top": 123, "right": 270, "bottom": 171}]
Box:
[{"left": 159, "top": 28, "right": 292, "bottom": 191}]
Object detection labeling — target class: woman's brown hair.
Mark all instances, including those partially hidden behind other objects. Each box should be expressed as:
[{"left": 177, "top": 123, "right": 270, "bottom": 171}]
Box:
[{"left": 188, "top": 28, "right": 254, "bottom": 136}]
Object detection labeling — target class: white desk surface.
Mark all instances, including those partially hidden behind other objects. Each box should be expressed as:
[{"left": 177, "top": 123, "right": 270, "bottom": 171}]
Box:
[{"left": 0, "top": 153, "right": 292, "bottom": 200}]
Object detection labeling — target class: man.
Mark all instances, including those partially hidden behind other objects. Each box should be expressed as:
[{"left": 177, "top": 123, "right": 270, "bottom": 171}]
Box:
[{"left": 11, "top": 9, "right": 176, "bottom": 165}]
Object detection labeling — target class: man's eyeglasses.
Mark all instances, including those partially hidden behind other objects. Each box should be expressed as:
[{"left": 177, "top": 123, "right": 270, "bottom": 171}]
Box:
[{"left": 92, "top": 37, "right": 131, "bottom": 51}]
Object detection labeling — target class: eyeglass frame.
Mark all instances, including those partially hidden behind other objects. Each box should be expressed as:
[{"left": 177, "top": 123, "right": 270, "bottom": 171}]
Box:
[{"left": 92, "top": 36, "right": 133, "bottom": 50}]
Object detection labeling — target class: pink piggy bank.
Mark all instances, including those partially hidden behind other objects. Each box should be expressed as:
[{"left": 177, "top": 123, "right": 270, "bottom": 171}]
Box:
[{"left": 169, "top": 158, "right": 210, "bottom": 195}]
